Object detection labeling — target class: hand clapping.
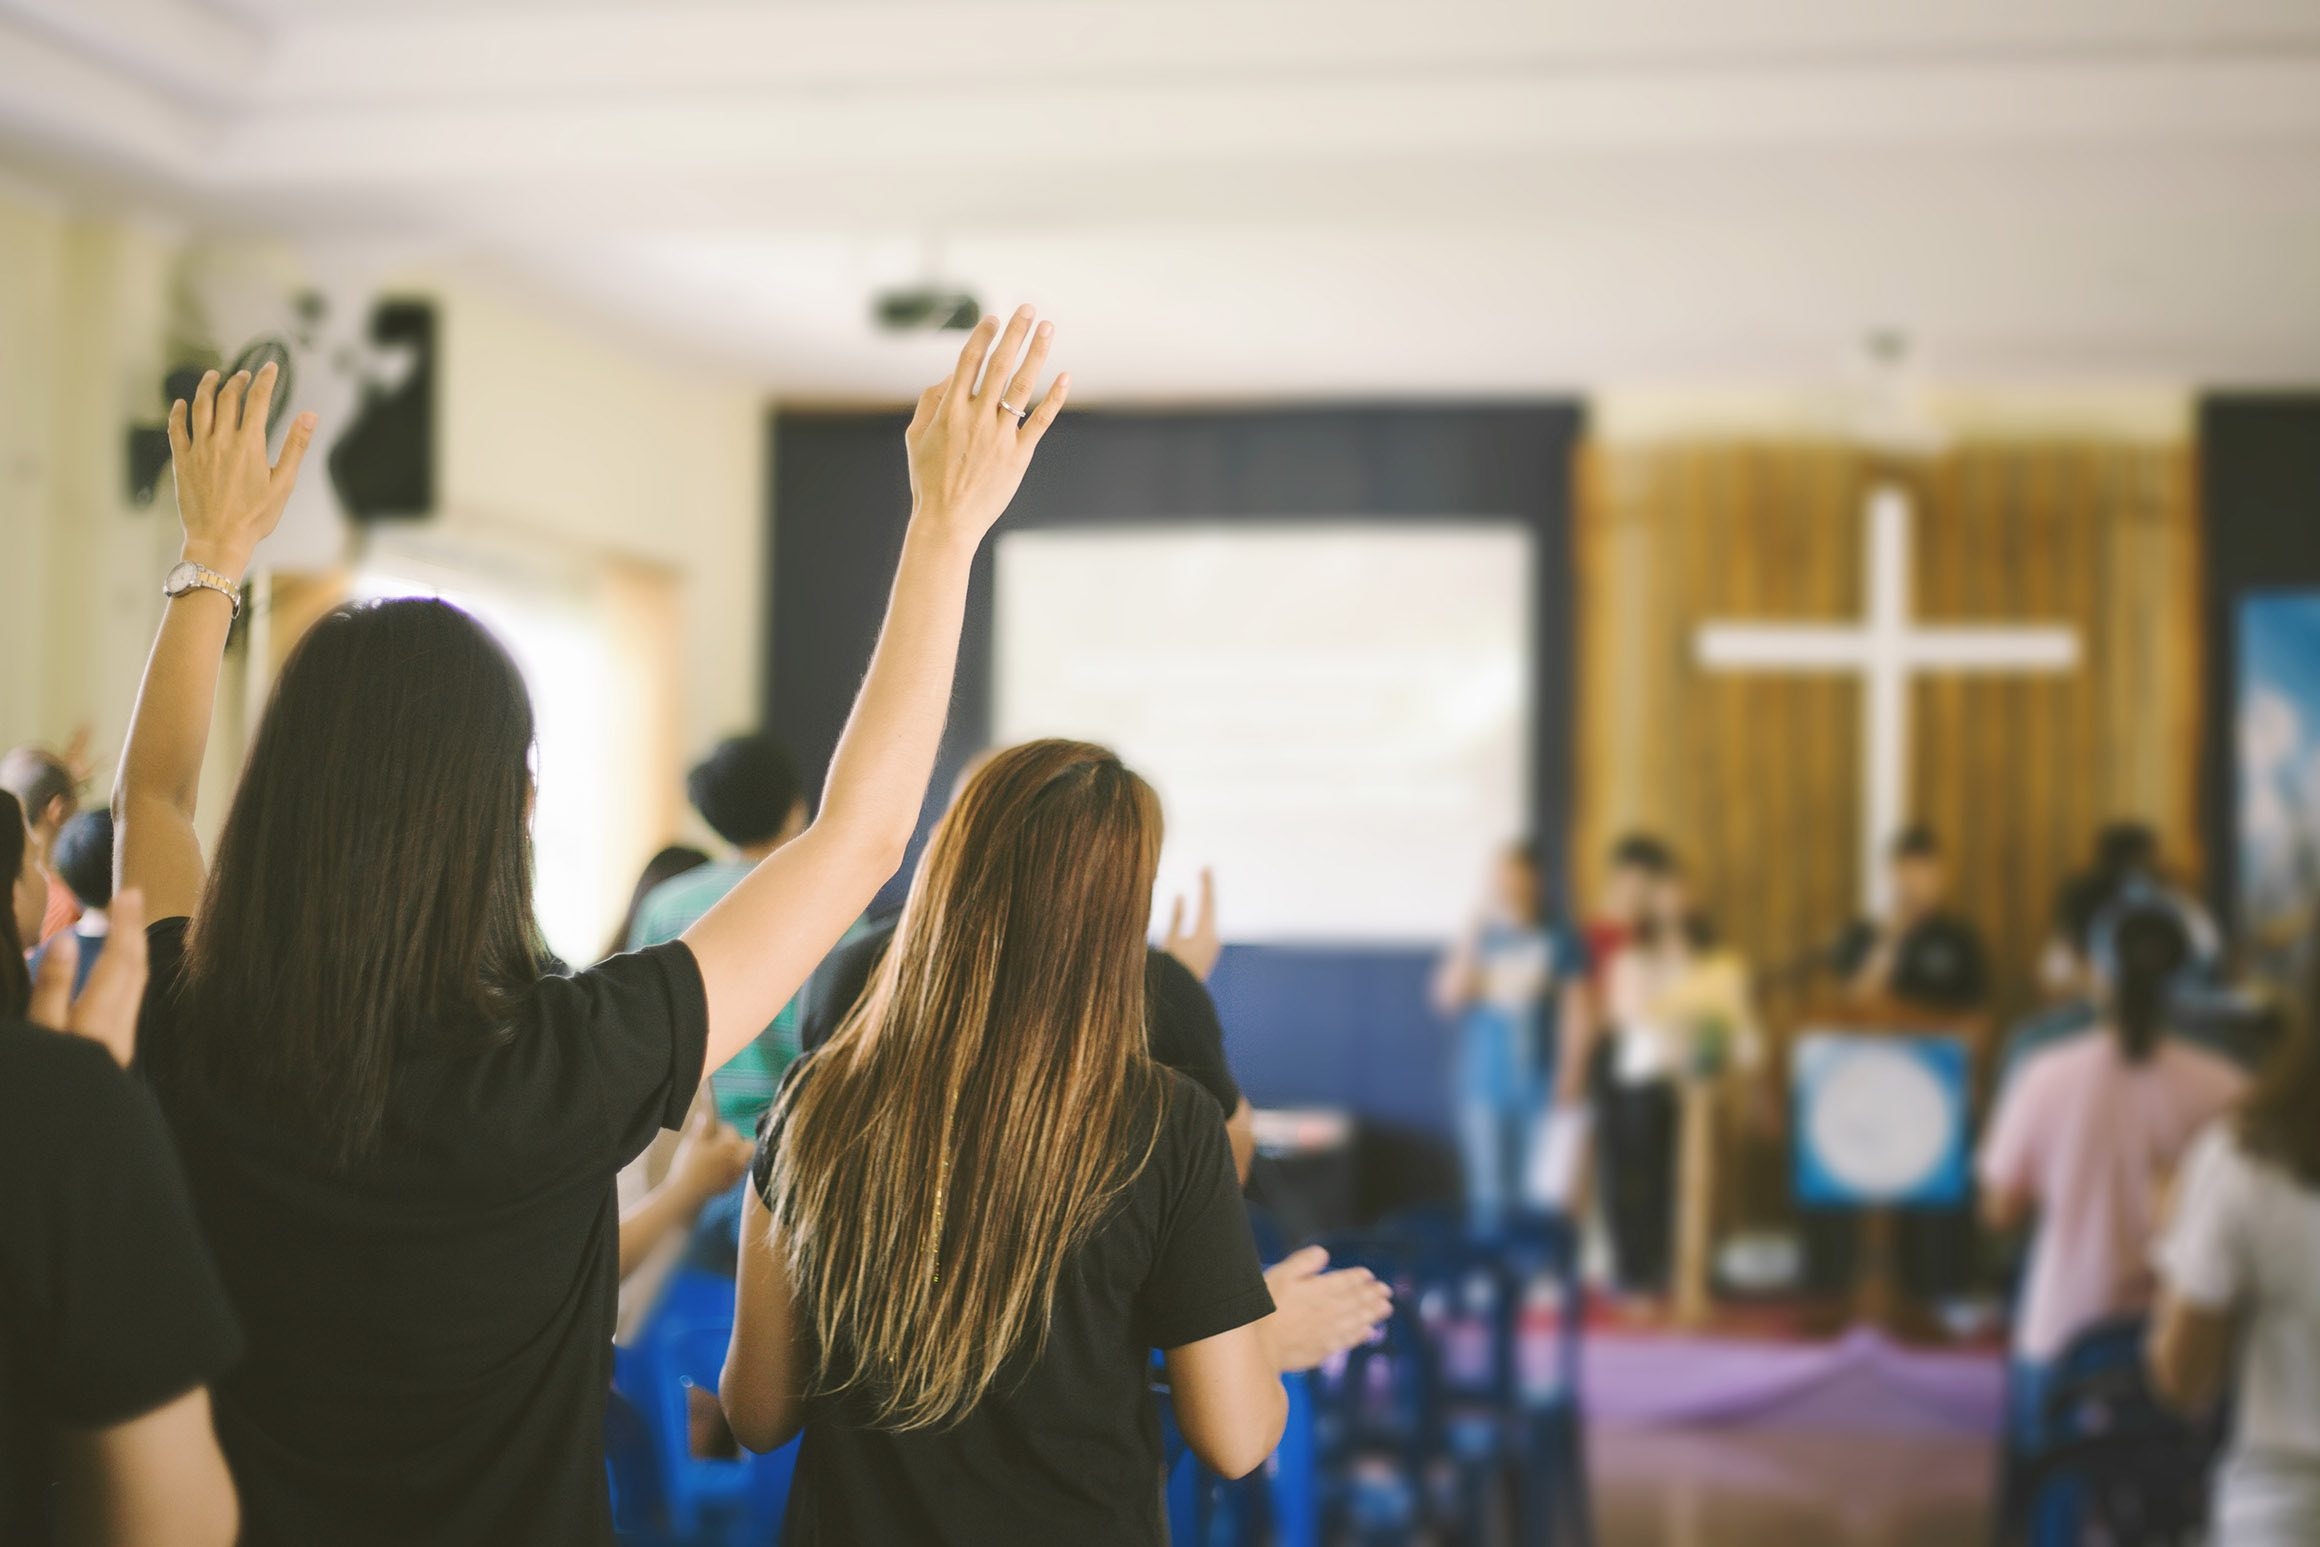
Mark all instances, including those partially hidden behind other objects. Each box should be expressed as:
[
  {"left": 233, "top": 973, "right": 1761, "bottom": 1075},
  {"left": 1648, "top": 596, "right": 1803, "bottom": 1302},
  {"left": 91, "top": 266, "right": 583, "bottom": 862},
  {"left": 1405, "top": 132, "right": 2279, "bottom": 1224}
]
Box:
[{"left": 1262, "top": 1245, "right": 1395, "bottom": 1374}]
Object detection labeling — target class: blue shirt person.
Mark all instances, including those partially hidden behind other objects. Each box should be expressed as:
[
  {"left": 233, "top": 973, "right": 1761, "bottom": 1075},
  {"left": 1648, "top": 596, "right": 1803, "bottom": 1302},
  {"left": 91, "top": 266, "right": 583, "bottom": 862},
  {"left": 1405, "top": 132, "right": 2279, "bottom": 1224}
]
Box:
[{"left": 1433, "top": 841, "right": 1593, "bottom": 1228}]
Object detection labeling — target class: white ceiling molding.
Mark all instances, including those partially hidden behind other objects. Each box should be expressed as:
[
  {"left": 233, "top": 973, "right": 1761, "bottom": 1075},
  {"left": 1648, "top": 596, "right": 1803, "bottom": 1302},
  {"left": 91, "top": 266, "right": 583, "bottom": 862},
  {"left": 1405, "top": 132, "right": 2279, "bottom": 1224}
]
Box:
[{"left": 2, "top": 0, "right": 2318, "bottom": 396}]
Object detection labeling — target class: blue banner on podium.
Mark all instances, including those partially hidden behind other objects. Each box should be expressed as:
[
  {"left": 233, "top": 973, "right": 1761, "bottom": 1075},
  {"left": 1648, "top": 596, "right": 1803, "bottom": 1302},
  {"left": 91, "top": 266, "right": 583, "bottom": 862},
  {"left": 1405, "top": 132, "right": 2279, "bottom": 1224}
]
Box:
[{"left": 1793, "top": 1033, "right": 1970, "bottom": 1208}]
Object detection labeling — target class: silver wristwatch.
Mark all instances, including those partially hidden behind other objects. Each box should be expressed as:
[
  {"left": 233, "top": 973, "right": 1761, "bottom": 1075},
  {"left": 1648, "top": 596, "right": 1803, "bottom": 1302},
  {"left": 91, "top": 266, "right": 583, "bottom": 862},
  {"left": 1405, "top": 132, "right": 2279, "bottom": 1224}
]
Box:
[{"left": 162, "top": 560, "right": 243, "bottom": 618}]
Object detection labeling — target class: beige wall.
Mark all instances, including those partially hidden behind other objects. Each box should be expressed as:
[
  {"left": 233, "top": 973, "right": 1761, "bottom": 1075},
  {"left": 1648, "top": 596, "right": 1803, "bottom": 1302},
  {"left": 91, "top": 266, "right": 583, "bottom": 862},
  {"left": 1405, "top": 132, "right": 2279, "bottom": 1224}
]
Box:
[
  {"left": 0, "top": 174, "right": 768, "bottom": 891},
  {"left": 406, "top": 263, "right": 766, "bottom": 760},
  {"left": 0, "top": 180, "right": 199, "bottom": 807}
]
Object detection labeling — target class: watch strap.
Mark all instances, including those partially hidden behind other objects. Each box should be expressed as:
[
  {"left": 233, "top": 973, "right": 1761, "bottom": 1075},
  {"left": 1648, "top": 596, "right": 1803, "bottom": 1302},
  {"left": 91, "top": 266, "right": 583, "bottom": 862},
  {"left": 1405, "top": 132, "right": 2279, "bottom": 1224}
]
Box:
[{"left": 166, "top": 561, "right": 243, "bottom": 618}]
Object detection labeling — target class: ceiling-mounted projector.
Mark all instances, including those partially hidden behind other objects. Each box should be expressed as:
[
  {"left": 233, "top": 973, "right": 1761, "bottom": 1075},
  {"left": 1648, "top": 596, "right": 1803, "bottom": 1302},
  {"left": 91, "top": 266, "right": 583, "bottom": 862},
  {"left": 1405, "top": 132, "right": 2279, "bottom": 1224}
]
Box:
[{"left": 873, "top": 285, "right": 981, "bottom": 333}]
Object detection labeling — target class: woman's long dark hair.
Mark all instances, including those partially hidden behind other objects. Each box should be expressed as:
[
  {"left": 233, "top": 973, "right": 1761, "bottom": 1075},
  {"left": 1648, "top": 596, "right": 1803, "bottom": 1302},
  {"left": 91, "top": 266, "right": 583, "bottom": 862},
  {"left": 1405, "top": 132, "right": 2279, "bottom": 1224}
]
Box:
[
  {"left": 2, "top": 790, "right": 31, "bottom": 1017},
  {"left": 2107, "top": 903, "right": 2189, "bottom": 1064},
  {"left": 170, "top": 599, "right": 546, "bottom": 1168},
  {"left": 2239, "top": 943, "right": 2320, "bottom": 1188}
]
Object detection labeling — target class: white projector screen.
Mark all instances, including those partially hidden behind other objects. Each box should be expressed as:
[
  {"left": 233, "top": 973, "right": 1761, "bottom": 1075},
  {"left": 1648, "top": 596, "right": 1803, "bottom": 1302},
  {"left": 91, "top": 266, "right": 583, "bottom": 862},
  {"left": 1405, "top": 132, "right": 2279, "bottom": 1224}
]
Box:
[{"left": 994, "top": 523, "right": 1532, "bottom": 944}]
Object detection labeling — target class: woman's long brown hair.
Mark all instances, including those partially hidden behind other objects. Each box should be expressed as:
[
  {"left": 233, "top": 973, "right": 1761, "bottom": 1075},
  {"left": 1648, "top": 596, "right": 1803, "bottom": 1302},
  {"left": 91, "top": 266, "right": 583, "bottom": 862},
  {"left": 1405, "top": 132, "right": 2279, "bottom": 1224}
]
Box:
[{"left": 763, "top": 739, "right": 1170, "bottom": 1430}]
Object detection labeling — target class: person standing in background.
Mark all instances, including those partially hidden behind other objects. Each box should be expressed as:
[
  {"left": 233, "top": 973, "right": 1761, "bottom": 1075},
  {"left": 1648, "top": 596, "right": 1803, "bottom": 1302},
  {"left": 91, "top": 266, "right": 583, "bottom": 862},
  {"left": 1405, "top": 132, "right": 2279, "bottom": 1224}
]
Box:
[
  {"left": 1434, "top": 839, "right": 1594, "bottom": 1230},
  {"left": 603, "top": 844, "right": 711, "bottom": 966},
  {"left": 29, "top": 811, "right": 115, "bottom": 998},
  {"left": 1, "top": 745, "right": 84, "bottom": 947},
  {"left": 630, "top": 735, "right": 811, "bottom": 1124},
  {"left": 1978, "top": 907, "right": 2247, "bottom": 1470},
  {"left": 1598, "top": 867, "right": 1760, "bottom": 1304},
  {"left": 1583, "top": 833, "right": 1677, "bottom": 1002},
  {"left": 1833, "top": 825, "right": 1989, "bottom": 1015}
]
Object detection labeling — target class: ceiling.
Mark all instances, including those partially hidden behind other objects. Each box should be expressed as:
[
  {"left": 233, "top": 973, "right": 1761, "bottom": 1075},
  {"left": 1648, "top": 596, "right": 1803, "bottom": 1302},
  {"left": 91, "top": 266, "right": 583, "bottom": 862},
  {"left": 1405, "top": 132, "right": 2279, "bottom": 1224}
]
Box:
[{"left": 4, "top": 0, "right": 2319, "bottom": 398}]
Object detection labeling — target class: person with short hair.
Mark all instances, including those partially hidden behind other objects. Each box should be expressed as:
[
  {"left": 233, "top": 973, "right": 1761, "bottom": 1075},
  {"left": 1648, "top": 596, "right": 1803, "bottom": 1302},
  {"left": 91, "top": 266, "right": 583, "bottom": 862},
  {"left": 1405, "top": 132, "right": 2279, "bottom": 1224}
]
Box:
[
  {"left": 631, "top": 736, "right": 810, "bottom": 952},
  {"left": 30, "top": 810, "right": 115, "bottom": 998},
  {"left": 629, "top": 736, "right": 813, "bottom": 1128},
  {"left": 0, "top": 744, "right": 84, "bottom": 946},
  {"left": 1833, "top": 824, "right": 1989, "bottom": 1014}
]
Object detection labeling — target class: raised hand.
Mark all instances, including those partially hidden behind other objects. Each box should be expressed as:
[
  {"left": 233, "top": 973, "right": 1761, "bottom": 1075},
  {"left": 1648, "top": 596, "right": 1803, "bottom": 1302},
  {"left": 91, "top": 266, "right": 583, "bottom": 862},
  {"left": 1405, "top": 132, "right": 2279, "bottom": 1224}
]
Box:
[
  {"left": 1261, "top": 1246, "right": 1394, "bottom": 1374},
  {"left": 1163, "top": 867, "right": 1224, "bottom": 982},
  {"left": 903, "top": 306, "right": 1069, "bottom": 548},
  {"left": 27, "top": 890, "right": 150, "bottom": 1069},
  {"left": 167, "top": 360, "right": 317, "bottom": 580}
]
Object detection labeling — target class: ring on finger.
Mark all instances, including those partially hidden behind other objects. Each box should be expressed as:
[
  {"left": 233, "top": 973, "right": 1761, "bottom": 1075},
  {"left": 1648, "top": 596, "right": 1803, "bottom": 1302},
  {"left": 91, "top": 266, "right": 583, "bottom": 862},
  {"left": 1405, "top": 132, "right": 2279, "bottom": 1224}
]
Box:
[{"left": 998, "top": 398, "right": 1027, "bottom": 425}]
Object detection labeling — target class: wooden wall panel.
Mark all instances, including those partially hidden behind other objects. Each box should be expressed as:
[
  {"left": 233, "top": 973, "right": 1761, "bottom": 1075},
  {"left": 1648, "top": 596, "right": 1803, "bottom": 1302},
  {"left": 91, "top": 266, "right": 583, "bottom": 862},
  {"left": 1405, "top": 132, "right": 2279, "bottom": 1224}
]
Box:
[{"left": 1575, "top": 438, "right": 2202, "bottom": 1223}]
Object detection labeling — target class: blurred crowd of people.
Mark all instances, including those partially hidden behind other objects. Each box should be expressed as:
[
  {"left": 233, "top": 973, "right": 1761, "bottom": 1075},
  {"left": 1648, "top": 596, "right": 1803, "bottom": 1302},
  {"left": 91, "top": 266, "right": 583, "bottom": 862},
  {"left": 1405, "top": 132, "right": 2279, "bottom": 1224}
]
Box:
[{"left": 1432, "top": 814, "right": 2320, "bottom": 1540}]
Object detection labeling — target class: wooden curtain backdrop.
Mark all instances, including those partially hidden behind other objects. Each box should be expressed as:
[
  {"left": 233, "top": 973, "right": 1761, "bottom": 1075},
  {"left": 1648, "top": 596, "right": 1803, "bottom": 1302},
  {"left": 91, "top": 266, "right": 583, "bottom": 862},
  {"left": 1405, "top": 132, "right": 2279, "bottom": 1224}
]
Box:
[{"left": 1574, "top": 439, "right": 2202, "bottom": 1225}]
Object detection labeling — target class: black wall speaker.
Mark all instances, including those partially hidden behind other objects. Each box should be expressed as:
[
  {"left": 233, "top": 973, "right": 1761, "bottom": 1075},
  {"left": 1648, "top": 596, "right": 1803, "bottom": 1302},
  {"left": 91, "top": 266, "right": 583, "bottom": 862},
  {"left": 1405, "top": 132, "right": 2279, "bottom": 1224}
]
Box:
[{"left": 328, "top": 299, "right": 436, "bottom": 522}]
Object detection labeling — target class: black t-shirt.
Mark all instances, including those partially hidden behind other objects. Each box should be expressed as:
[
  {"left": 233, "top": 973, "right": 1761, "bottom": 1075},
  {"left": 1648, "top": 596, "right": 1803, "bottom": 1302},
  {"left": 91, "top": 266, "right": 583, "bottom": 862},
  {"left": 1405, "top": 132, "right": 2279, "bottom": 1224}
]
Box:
[
  {"left": 138, "top": 918, "right": 710, "bottom": 1547},
  {"left": 751, "top": 1063, "right": 1273, "bottom": 1546},
  {"left": 0, "top": 1017, "right": 243, "bottom": 1547},
  {"left": 799, "top": 919, "right": 1244, "bottom": 1116},
  {"left": 1834, "top": 913, "right": 1990, "bottom": 1013}
]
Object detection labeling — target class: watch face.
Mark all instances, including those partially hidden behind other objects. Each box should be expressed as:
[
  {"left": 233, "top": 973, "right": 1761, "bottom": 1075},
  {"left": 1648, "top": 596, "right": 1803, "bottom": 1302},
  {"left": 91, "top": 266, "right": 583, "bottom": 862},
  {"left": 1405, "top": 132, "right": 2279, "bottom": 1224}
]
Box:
[{"left": 163, "top": 560, "right": 201, "bottom": 594}]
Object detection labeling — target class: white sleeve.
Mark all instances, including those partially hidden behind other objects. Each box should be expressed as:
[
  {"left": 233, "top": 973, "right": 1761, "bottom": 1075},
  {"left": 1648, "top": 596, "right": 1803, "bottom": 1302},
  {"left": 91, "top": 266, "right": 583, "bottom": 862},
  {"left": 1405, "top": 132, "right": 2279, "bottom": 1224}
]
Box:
[{"left": 2155, "top": 1122, "right": 2252, "bottom": 1312}]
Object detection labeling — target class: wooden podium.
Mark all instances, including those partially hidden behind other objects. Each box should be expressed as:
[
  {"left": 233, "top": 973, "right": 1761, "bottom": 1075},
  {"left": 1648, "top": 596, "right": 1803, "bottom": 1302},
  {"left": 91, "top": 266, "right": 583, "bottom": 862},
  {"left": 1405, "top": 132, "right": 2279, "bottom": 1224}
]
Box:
[{"left": 1670, "top": 1071, "right": 1722, "bottom": 1330}]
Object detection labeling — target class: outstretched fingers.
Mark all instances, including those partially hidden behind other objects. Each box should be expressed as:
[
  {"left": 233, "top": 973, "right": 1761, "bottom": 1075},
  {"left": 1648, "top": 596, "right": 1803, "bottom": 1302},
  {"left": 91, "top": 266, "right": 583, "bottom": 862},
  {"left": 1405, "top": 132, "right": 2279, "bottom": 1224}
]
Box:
[
  {"left": 1000, "top": 320, "right": 1054, "bottom": 417},
  {"left": 976, "top": 305, "right": 1036, "bottom": 408},
  {"left": 243, "top": 360, "right": 280, "bottom": 438},
  {"left": 190, "top": 369, "right": 221, "bottom": 438},
  {"left": 215, "top": 370, "right": 252, "bottom": 436},
  {"left": 1021, "top": 372, "right": 1071, "bottom": 445},
  {"left": 946, "top": 314, "right": 1001, "bottom": 406},
  {"left": 270, "top": 412, "right": 320, "bottom": 500},
  {"left": 908, "top": 382, "right": 945, "bottom": 435}
]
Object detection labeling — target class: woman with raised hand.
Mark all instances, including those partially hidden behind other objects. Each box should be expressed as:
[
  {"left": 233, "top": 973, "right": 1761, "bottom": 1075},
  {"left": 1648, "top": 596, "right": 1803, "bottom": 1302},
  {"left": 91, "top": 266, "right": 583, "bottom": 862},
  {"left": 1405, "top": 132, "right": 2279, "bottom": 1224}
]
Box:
[
  {"left": 114, "top": 310, "right": 1066, "bottom": 1547},
  {"left": 722, "top": 740, "right": 1394, "bottom": 1545}
]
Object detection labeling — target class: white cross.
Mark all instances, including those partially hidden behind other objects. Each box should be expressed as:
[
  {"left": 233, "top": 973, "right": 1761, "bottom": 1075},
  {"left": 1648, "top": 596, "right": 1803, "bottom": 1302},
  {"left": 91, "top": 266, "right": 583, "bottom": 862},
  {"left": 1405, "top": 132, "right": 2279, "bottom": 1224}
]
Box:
[{"left": 1695, "top": 484, "right": 2081, "bottom": 914}]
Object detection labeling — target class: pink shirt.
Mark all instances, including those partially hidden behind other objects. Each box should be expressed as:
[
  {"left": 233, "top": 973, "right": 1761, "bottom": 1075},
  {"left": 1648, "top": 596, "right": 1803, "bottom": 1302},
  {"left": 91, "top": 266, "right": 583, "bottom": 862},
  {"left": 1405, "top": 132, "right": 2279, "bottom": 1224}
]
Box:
[{"left": 1978, "top": 1032, "right": 2247, "bottom": 1361}]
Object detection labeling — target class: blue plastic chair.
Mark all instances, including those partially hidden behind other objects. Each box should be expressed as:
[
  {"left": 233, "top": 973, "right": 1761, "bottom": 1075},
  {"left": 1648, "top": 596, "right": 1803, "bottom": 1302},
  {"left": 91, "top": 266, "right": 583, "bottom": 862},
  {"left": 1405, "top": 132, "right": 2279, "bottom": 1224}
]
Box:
[
  {"left": 1158, "top": 1338, "right": 1321, "bottom": 1547},
  {"left": 613, "top": 1268, "right": 799, "bottom": 1545},
  {"left": 1999, "top": 1315, "right": 2219, "bottom": 1547},
  {"left": 604, "top": 1382, "right": 670, "bottom": 1544},
  {"left": 1310, "top": 1226, "right": 1443, "bottom": 1544},
  {"left": 1316, "top": 1208, "right": 1593, "bottom": 1547}
]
